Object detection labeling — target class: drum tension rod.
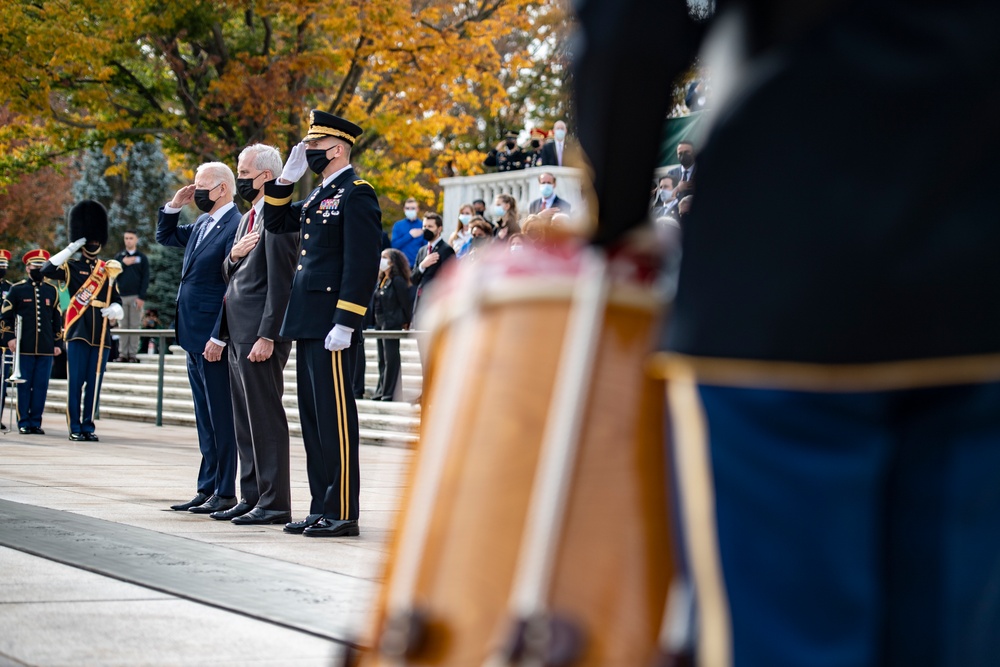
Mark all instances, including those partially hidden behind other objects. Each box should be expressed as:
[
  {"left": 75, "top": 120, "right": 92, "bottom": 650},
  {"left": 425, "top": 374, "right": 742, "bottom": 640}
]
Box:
[
  {"left": 379, "top": 607, "right": 433, "bottom": 660},
  {"left": 497, "top": 612, "right": 585, "bottom": 667}
]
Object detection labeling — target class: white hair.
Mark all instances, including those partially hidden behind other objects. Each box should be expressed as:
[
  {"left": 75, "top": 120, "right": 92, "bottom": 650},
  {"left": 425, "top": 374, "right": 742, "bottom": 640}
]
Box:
[
  {"left": 196, "top": 161, "right": 236, "bottom": 193},
  {"left": 238, "top": 144, "right": 283, "bottom": 178}
]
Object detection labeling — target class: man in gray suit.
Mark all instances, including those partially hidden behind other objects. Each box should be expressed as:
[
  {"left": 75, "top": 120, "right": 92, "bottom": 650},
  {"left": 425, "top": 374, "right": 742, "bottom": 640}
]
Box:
[{"left": 214, "top": 144, "right": 298, "bottom": 525}]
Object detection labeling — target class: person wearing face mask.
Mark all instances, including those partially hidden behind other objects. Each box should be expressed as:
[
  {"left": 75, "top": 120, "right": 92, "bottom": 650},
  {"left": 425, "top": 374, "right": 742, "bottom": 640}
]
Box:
[
  {"left": 649, "top": 174, "right": 678, "bottom": 219},
  {"left": 156, "top": 163, "right": 240, "bottom": 515},
  {"left": 411, "top": 212, "right": 456, "bottom": 317},
  {"left": 483, "top": 130, "right": 529, "bottom": 172},
  {"left": 213, "top": 143, "right": 299, "bottom": 526},
  {"left": 528, "top": 172, "right": 574, "bottom": 215},
  {"left": 665, "top": 140, "right": 697, "bottom": 200},
  {"left": 0, "top": 249, "right": 63, "bottom": 435},
  {"left": 492, "top": 193, "right": 522, "bottom": 242},
  {"left": 449, "top": 203, "right": 475, "bottom": 255},
  {"left": 372, "top": 249, "right": 412, "bottom": 401},
  {"left": 539, "top": 120, "right": 571, "bottom": 167},
  {"left": 40, "top": 200, "right": 123, "bottom": 442},
  {"left": 391, "top": 197, "right": 425, "bottom": 268},
  {"left": 263, "top": 110, "right": 382, "bottom": 538},
  {"left": 112, "top": 230, "right": 150, "bottom": 362},
  {"left": 471, "top": 199, "right": 490, "bottom": 223}
]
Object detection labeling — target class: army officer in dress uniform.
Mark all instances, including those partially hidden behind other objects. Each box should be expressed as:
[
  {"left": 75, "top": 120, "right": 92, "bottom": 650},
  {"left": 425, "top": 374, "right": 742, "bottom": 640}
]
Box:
[
  {"left": 0, "top": 250, "right": 63, "bottom": 434},
  {"left": 263, "top": 110, "right": 382, "bottom": 538},
  {"left": 483, "top": 130, "right": 529, "bottom": 172}
]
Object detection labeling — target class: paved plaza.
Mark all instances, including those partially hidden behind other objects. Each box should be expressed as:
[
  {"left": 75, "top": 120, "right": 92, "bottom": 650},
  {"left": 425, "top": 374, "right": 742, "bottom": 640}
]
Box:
[{"left": 0, "top": 419, "right": 413, "bottom": 666}]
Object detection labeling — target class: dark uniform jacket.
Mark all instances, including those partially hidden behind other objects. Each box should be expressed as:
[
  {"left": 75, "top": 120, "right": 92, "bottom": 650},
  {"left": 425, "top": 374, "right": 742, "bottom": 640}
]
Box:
[
  {"left": 40, "top": 257, "right": 122, "bottom": 346},
  {"left": 0, "top": 279, "right": 63, "bottom": 355},
  {"left": 262, "top": 167, "right": 382, "bottom": 338},
  {"left": 0, "top": 279, "right": 12, "bottom": 303},
  {"left": 483, "top": 147, "right": 529, "bottom": 171}
]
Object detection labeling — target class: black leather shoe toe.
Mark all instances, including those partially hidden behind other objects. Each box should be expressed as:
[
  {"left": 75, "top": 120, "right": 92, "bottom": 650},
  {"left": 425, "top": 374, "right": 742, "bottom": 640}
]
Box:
[
  {"left": 189, "top": 495, "right": 237, "bottom": 514},
  {"left": 18, "top": 427, "right": 30, "bottom": 435},
  {"left": 283, "top": 514, "right": 323, "bottom": 534},
  {"left": 210, "top": 501, "right": 253, "bottom": 520},
  {"left": 84, "top": 433, "right": 99, "bottom": 441},
  {"left": 68, "top": 432, "right": 87, "bottom": 442},
  {"left": 303, "top": 518, "right": 360, "bottom": 538},
  {"left": 232, "top": 508, "right": 292, "bottom": 525},
  {"left": 32, "top": 427, "right": 44, "bottom": 435},
  {"left": 170, "top": 493, "right": 210, "bottom": 511}
]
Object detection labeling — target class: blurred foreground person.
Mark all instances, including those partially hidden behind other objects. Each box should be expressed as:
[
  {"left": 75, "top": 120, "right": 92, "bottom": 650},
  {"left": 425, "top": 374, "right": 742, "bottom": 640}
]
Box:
[{"left": 575, "top": 1, "right": 1000, "bottom": 665}]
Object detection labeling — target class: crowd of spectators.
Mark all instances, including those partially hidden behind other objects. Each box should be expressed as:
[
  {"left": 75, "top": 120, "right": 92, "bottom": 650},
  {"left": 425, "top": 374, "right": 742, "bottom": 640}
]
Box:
[{"left": 482, "top": 120, "right": 573, "bottom": 172}]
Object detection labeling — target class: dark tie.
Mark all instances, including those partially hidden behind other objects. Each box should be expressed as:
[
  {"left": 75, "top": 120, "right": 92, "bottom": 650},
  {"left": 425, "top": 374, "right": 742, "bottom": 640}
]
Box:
[
  {"left": 683, "top": 169, "right": 690, "bottom": 182},
  {"left": 246, "top": 208, "right": 256, "bottom": 234},
  {"left": 194, "top": 217, "right": 214, "bottom": 249}
]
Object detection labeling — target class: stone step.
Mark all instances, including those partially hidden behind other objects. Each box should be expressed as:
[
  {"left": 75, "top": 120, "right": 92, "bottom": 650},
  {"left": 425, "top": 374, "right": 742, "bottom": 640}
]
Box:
[
  {"left": 38, "top": 401, "right": 418, "bottom": 447},
  {"left": 44, "top": 386, "right": 419, "bottom": 433}
]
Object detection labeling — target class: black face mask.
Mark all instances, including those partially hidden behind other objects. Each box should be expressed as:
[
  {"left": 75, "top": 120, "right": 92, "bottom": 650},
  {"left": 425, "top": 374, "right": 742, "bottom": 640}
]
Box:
[
  {"left": 0, "top": 267, "right": 7, "bottom": 280},
  {"left": 505, "top": 140, "right": 517, "bottom": 149},
  {"left": 472, "top": 236, "right": 489, "bottom": 248},
  {"left": 236, "top": 176, "right": 260, "bottom": 202},
  {"left": 27, "top": 267, "right": 40, "bottom": 282},
  {"left": 194, "top": 187, "right": 217, "bottom": 213},
  {"left": 531, "top": 140, "right": 540, "bottom": 148},
  {"left": 306, "top": 148, "right": 332, "bottom": 176},
  {"left": 678, "top": 153, "right": 695, "bottom": 168},
  {"left": 422, "top": 228, "right": 436, "bottom": 242}
]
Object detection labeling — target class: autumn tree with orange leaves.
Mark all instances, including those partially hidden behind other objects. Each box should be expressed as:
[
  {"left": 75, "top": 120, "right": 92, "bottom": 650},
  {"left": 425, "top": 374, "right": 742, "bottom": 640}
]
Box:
[{"left": 0, "top": 0, "right": 571, "bottom": 213}]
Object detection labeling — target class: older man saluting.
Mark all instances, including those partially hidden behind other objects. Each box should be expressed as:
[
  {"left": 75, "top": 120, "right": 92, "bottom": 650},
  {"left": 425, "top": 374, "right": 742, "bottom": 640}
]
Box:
[
  {"left": 263, "top": 110, "right": 382, "bottom": 537},
  {"left": 158, "top": 163, "right": 240, "bottom": 515}
]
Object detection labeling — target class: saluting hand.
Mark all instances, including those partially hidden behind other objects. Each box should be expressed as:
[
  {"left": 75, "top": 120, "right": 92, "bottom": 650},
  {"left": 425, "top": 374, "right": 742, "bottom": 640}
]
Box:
[
  {"left": 279, "top": 142, "right": 309, "bottom": 185},
  {"left": 169, "top": 184, "right": 197, "bottom": 209},
  {"left": 230, "top": 232, "right": 260, "bottom": 261}
]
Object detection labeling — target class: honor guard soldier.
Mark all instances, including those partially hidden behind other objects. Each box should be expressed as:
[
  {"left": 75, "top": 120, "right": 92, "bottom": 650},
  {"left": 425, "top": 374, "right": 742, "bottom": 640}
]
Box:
[
  {"left": 0, "top": 250, "right": 63, "bottom": 434},
  {"left": 483, "top": 130, "right": 529, "bottom": 172},
  {"left": 0, "top": 249, "right": 12, "bottom": 429},
  {"left": 41, "top": 200, "right": 123, "bottom": 441},
  {"left": 263, "top": 110, "right": 382, "bottom": 537}
]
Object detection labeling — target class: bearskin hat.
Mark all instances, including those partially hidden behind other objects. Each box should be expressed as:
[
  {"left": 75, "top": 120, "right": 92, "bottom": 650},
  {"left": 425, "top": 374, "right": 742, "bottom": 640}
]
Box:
[{"left": 69, "top": 200, "right": 109, "bottom": 246}]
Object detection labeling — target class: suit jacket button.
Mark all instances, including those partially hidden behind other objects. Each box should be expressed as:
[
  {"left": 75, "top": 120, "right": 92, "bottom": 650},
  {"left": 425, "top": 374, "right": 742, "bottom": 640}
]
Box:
[
  {"left": 297, "top": 265, "right": 303, "bottom": 271},
  {"left": 301, "top": 249, "right": 306, "bottom": 256},
  {"left": 304, "top": 233, "right": 309, "bottom": 239},
  {"left": 326, "top": 287, "right": 331, "bottom": 292}
]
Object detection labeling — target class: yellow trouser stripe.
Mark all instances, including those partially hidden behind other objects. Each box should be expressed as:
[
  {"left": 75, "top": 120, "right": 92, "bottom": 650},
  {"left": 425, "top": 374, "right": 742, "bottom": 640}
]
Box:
[
  {"left": 667, "top": 370, "right": 732, "bottom": 667},
  {"left": 337, "top": 351, "right": 350, "bottom": 520},
  {"left": 264, "top": 194, "right": 292, "bottom": 206},
  {"left": 336, "top": 300, "right": 367, "bottom": 316},
  {"left": 649, "top": 351, "right": 1000, "bottom": 393},
  {"left": 331, "top": 350, "right": 348, "bottom": 520}
]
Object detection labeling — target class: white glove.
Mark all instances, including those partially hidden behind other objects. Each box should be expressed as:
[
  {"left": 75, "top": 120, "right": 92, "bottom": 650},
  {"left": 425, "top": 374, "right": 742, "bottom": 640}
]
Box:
[
  {"left": 279, "top": 142, "right": 308, "bottom": 184},
  {"left": 324, "top": 324, "right": 354, "bottom": 352},
  {"left": 101, "top": 303, "right": 124, "bottom": 321},
  {"left": 50, "top": 238, "right": 87, "bottom": 266}
]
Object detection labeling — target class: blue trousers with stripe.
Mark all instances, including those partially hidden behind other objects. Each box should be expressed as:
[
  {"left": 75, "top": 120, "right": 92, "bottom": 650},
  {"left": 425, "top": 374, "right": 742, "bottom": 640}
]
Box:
[
  {"left": 672, "top": 381, "right": 1000, "bottom": 667},
  {"left": 16, "top": 354, "right": 53, "bottom": 429},
  {"left": 296, "top": 337, "right": 361, "bottom": 521},
  {"left": 66, "top": 340, "right": 109, "bottom": 434}
]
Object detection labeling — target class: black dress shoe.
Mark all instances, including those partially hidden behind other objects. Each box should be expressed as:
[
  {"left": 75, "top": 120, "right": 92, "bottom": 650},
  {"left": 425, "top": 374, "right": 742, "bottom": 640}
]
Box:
[
  {"left": 283, "top": 514, "right": 323, "bottom": 534},
  {"left": 169, "top": 492, "right": 210, "bottom": 511},
  {"left": 210, "top": 501, "right": 253, "bottom": 520},
  {"left": 18, "top": 427, "right": 30, "bottom": 435},
  {"left": 232, "top": 508, "right": 292, "bottom": 525},
  {"left": 303, "top": 518, "right": 360, "bottom": 538},
  {"left": 68, "top": 432, "right": 87, "bottom": 441},
  {"left": 84, "top": 433, "right": 99, "bottom": 441},
  {"left": 189, "top": 495, "right": 237, "bottom": 514},
  {"left": 31, "top": 427, "right": 44, "bottom": 435}
]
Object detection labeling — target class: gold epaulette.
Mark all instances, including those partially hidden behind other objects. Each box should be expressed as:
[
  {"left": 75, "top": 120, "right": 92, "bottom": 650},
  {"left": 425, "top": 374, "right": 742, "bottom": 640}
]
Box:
[{"left": 353, "top": 179, "right": 374, "bottom": 188}]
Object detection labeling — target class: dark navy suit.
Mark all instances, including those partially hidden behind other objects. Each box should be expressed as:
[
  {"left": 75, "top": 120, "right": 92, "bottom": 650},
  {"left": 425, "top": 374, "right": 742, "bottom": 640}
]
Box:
[
  {"left": 263, "top": 167, "right": 382, "bottom": 521},
  {"left": 157, "top": 203, "right": 240, "bottom": 498}
]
